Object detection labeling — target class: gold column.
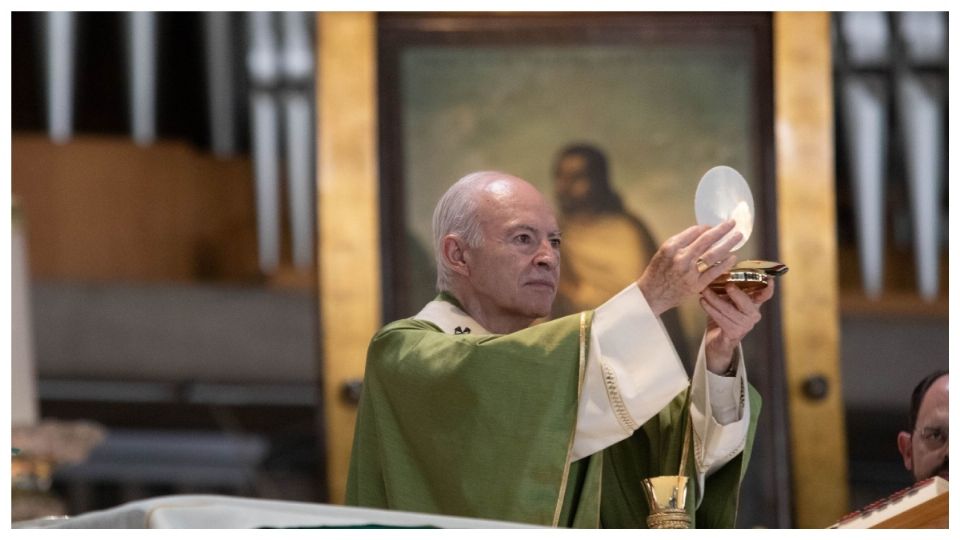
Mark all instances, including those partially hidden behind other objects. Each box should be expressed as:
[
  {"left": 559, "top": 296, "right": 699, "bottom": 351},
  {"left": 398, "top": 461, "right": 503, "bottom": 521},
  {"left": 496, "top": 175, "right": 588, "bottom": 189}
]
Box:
[
  {"left": 774, "top": 12, "right": 850, "bottom": 527},
  {"left": 316, "top": 12, "right": 380, "bottom": 505}
]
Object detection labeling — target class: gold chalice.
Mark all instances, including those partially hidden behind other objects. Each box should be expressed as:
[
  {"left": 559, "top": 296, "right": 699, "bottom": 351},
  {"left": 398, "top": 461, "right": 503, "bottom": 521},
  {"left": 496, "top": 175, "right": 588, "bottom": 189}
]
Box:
[{"left": 641, "top": 475, "right": 692, "bottom": 529}]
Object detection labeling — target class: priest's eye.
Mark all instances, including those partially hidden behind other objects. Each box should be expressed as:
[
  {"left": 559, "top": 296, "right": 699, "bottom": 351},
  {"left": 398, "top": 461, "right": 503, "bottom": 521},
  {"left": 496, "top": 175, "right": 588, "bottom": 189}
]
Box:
[
  {"left": 550, "top": 238, "right": 561, "bottom": 248},
  {"left": 919, "top": 426, "right": 948, "bottom": 447},
  {"left": 515, "top": 233, "right": 532, "bottom": 244}
]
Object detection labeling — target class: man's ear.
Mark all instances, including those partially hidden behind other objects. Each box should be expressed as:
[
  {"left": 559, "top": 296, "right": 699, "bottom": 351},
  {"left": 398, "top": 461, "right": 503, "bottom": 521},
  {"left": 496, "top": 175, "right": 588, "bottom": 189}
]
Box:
[
  {"left": 441, "top": 235, "right": 471, "bottom": 278},
  {"left": 897, "top": 431, "right": 914, "bottom": 472}
]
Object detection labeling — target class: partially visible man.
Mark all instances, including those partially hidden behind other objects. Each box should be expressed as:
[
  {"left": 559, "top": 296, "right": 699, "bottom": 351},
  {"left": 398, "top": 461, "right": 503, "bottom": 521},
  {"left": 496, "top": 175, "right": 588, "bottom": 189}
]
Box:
[
  {"left": 897, "top": 371, "right": 948, "bottom": 482},
  {"left": 551, "top": 143, "right": 690, "bottom": 362},
  {"left": 347, "top": 171, "right": 774, "bottom": 527},
  {"left": 552, "top": 143, "right": 658, "bottom": 314}
]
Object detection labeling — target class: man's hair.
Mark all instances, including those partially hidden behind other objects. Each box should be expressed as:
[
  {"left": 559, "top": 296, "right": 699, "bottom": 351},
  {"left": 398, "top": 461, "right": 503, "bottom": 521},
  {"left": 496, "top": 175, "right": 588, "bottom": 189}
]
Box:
[
  {"left": 907, "top": 370, "right": 948, "bottom": 432},
  {"left": 553, "top": 143, "right": 624, "bottom": 214},
  {"left": 432, "top": 171, "right": 504, "bottom": 292}
]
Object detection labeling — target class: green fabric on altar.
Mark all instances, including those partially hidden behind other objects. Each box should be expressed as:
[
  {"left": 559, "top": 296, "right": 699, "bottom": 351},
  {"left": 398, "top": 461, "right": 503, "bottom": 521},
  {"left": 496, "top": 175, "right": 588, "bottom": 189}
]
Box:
[{"left": 346, "top": 298, "right": 761, "bottom": 528}]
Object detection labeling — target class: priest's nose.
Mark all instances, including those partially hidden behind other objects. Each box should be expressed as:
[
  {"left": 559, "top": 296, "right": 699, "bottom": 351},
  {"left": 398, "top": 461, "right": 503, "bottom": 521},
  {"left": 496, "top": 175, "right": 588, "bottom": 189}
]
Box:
[{"left": 534, "top": 240, "right": 559, "bottom": 270}]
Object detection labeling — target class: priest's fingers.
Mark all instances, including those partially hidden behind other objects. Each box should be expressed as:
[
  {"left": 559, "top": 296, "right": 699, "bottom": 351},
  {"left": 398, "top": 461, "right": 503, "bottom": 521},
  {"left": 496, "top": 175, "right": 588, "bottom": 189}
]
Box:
[
  {"left": 659, "top": 224, "right": 712, "bottom": 258},
  {"left": 700, "top": 286, "right": 739, "bottom": 319},
  {"left": 699, "top": 295, "right": 748, "bottom": 337},
  {"left": 680, "top": 220, "right": 737, "bottom": 264},
  {"left": 723, "top": 281, "right": 757, "bottom": 313},
  {"left": 696, "top": 254, "right": 738, "bottom": 290},
  {"left": 702, "top": 285, "right": 760, "bottom": 327},
  {"left": 750, "top": 278, "right": 776, "bottom": 305},
  {"left": 687, "top": 231, "right": 743, "bottom": 273}
]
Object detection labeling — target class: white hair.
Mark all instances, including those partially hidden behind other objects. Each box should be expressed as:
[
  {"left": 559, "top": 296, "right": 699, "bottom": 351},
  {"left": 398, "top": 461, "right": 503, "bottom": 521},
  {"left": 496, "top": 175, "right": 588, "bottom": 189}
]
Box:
[{"left": 432, "top": 171, "right": 512, "bottom": 292}]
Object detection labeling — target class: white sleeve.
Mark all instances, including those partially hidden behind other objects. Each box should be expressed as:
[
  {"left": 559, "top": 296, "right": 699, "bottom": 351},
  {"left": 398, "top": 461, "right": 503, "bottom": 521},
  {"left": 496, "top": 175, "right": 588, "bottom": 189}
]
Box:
[
  {"left": 689, "top": 338, "right": 750, "bottom": 493},
  {"left": 571, "top": 284, "right": 689, "bottom": 461}
]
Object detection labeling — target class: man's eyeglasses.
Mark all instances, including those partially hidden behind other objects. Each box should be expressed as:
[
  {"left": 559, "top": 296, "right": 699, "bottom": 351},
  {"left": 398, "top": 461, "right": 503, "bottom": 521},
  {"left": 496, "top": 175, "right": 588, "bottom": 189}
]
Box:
[{"left": 917, "top": 426, "right": 948, "bottom": 448}]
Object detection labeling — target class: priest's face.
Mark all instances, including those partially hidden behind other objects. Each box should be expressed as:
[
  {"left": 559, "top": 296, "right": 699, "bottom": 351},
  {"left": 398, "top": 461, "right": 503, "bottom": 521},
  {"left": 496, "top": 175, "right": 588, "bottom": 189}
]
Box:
[
  {"left": 898, "top": 374, "right": 949, "bottom": 482},
  {"left": 463, "top": 178, "right": 561, "bottom": 328}
]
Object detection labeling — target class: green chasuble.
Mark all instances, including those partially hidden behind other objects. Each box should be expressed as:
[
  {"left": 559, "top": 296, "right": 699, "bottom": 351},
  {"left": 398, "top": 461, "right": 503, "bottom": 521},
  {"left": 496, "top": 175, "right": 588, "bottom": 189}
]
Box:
[{"left": 345, "top": 296, "right": 762, "bottom": 528}]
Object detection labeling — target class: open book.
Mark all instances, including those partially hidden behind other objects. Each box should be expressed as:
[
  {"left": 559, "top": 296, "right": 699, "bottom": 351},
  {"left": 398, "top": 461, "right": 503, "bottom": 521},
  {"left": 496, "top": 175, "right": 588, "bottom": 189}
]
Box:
[{"left": 831, "top": 476, "right": 948, "bottom": 529}]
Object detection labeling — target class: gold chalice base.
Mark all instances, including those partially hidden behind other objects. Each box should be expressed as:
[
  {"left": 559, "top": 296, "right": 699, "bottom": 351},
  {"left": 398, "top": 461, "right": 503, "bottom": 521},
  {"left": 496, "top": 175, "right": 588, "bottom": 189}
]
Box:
[
  {"left": 641, "top": 475, "right": 692, "bottom": 529},
  {"left": 647, "top": 509, "right": 693, "bottom": 529}
]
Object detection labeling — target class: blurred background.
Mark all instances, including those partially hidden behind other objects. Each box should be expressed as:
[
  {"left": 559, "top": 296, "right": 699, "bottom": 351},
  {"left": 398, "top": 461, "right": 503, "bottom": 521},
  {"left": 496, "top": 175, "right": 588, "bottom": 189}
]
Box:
[
  {"left": 10, "top": 12, "right": 323, "bottom": 519},
  {"left": 8, "top": 11, "right": 948, "bottom": 528},
  {"left": 830, "top": 10, "right": 948, "bottom": 513}
]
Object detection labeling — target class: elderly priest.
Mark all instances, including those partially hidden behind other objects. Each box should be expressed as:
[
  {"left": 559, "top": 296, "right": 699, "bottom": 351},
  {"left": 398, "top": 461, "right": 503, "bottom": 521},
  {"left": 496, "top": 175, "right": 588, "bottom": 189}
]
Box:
[{"left": 346, "top": 171, "right": 773, "bottom": 528}]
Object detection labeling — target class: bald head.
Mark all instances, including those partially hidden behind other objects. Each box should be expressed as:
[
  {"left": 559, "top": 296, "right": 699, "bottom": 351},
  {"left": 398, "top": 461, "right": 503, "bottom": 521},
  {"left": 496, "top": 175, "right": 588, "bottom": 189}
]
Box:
[
  {"left": 432, "top": 171, "right": 548, "bottom": 291},
  {"left": 432, "top": 170, "right": 561, "bottom": 332},
  {"left": 898, "top": 372, "right": 949, "bottom": 482}
]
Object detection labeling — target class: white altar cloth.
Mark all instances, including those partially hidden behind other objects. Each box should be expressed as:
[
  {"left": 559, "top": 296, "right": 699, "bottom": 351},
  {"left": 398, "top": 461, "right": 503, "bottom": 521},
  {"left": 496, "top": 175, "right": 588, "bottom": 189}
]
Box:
[{"left": 13, "top": 494, "right": 537, "bottom": 529}]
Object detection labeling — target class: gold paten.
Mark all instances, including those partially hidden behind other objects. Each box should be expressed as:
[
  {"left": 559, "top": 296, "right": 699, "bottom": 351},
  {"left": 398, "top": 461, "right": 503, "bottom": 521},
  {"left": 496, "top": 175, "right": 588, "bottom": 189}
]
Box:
[{"left": 709, "top": 259, "right": 788, "bottom": 293}]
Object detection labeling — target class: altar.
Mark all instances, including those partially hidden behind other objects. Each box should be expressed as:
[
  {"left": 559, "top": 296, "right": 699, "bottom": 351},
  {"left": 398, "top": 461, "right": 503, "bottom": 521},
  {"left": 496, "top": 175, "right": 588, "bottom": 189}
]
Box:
[{"left": 14, "top": 494, "right": 536, "bottom": 529}]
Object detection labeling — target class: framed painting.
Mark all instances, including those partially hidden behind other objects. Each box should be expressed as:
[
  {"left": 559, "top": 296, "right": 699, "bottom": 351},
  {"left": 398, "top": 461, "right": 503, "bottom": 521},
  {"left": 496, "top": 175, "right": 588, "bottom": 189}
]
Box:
[{"left": 376, "top": 12, "right": 788, "bottom": 527}]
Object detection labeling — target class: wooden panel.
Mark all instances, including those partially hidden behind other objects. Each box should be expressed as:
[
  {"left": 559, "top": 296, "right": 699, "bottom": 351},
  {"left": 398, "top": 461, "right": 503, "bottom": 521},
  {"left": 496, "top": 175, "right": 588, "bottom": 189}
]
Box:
[
  {"left": 10, "top": 134, "right": 259, "bottom": 283},
  {"left": 774, "top": 12, "right": 850, "bottom": 527},
  {"left": 874, "top": 492, "right": 948, "bottom": 529},
  {"left": 316, "top": 12, "right": 380, "bottom": 505}
]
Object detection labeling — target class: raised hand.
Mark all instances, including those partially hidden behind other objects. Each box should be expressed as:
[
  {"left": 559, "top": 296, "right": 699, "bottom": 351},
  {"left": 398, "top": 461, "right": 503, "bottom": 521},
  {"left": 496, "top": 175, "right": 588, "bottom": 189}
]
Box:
[
  {"left": 637, "top": 220, "right": 742, "bottom": 316},
  {"left": 700, "top": 278, "right": 776, "bottom": 374}
]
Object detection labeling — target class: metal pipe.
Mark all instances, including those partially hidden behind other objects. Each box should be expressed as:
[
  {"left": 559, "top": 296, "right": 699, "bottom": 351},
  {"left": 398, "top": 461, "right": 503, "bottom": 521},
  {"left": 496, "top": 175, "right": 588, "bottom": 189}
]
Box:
[
  {"left": 45, "top": 11, "right": 76, "bottom": 143},
  {"left": 204, "top": 12, "right": 237, "bottom": 157},
  {"left": 897, "top": 74, "right": 943, "bottom": 301},
  {"left": 247, "top": 12, "right": 282, "bottom": 274},
  {"left": 250, "top": 92, "right": 282, "bottom": 273},
  {"left": 842, "top": 75, "right": 888, "bottom": 299},
  {"left": 284, "top": 92, "right": 314, "bottom": 269},
  {"left": 281, "top": 12, "right": 315, "bottom": 270},
  {"left": 127, "top": 12, "right": 158, "bottom": 145}
]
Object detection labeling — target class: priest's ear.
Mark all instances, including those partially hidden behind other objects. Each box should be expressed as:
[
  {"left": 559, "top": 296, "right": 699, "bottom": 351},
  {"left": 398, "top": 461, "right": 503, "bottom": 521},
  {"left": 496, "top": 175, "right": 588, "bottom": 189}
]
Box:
[
  {"left": 441, "top": 234, "right": 471, "bottom": 278},
  {"left": 897, "top": 430, "right": 914, "bottom": 472}
]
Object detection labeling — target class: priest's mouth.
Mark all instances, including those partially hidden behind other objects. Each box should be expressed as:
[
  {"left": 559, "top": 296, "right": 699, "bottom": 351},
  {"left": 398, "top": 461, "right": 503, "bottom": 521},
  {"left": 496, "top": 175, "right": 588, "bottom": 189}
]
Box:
[{"left": 525, "top": 280, "right": 556, "bottom": 290}]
